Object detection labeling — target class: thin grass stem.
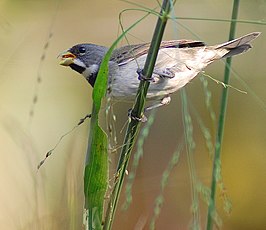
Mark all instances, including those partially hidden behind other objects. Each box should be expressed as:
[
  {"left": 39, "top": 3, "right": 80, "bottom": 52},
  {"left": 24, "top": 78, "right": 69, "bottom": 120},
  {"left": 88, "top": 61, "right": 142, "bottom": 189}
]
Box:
[
  {"left": 172, "top": 16, "right": 266, "bottom": 25},
  {"left": 103, "top": 1, "right": 173, "bottom": 229},
  {"left": 206, "top": 1, "right": 240, "bottom": 229}
]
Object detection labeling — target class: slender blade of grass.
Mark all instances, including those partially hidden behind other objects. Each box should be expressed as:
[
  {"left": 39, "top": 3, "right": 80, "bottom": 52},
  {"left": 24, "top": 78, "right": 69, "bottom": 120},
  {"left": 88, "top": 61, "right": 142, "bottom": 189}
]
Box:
[
  {"left": 84, "top": 107, "right": 108, "bottom": 230},
  {"left": 83, "top": 10, "right": 150, "bottom": 230},
  {"left": 172, "top": 16, "right": 266, "bottom": 26},
  {"left": 103, "top": 1, "right": 174, "bottom": 229},
  {"left": 206, "top": 1, "right": 240, "bottom": 229}
]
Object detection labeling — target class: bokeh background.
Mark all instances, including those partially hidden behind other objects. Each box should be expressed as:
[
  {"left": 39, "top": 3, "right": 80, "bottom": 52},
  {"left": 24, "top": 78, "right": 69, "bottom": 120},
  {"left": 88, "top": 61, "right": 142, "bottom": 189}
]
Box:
[{"left": 0, "top": 0, "right": 266, "bottom": 229}]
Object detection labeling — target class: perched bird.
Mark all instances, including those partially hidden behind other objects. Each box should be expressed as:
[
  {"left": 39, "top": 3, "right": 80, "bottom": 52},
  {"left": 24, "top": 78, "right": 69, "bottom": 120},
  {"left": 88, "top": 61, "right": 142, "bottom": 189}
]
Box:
[{"left": 59, "top": 32, "right": 260, "bottom": 111}]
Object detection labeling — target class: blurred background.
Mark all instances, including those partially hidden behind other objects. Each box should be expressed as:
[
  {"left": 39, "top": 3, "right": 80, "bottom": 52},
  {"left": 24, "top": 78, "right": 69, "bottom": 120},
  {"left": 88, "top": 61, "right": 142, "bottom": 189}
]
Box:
[{"left": 0, "top": 0, "right": 265, "bottom": 229}]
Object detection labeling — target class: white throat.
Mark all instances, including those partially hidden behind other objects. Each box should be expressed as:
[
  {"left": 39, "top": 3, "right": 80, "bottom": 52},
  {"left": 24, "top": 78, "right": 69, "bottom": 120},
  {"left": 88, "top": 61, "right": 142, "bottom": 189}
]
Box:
[{"left": 82, "top": 64, "right": 99, "bottom": 78}]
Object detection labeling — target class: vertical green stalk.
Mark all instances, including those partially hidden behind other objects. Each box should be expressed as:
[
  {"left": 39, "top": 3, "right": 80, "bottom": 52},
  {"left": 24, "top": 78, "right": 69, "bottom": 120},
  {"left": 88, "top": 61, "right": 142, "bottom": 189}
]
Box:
[
  {"left": 206, "top": 1, "right": 240, "bottom": 229},
  {"left": 103, "top": 1, "right": 173, "bottom": 229}
]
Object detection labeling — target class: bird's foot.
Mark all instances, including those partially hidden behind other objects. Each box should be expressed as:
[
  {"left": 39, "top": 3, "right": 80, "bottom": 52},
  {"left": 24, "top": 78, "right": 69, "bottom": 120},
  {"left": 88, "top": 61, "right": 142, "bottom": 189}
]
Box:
[
  {"left": 137, "top": 68, "right": 153, "bottom": 81},
  {"left": 154, "top": 68, "right": 175, "bottom": 78},
  {"left": 128, "top": 109, "right": 147, "bottom": 122},
  {"left": 145, "top": 96, "right": 171, "bottom": 111}
]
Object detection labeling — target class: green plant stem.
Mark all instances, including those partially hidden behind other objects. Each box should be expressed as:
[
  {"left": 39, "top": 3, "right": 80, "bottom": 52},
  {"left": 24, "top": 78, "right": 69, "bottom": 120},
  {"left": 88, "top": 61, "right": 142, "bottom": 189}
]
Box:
[
  {"left": 206, "top": 0, "right": 240, "bottom": 229},
  {"left": 172, "top": 16, "right": 266, "bottom": 25},
  {"left": 103, "top": 1, "right": 173, "bottom": 229}
]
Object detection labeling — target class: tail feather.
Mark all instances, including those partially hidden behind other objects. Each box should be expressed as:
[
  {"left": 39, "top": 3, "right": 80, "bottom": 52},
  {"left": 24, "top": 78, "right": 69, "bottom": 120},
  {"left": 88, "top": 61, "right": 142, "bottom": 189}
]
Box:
[{"left": 215, "top": 32, "right": 261, "bottom": 58}]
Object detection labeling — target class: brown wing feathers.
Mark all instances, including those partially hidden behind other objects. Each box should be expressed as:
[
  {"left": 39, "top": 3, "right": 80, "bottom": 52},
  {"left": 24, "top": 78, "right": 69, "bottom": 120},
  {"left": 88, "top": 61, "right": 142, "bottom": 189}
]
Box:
[{"left": 112, "top": 40, "right": 205, "bottom": 64}]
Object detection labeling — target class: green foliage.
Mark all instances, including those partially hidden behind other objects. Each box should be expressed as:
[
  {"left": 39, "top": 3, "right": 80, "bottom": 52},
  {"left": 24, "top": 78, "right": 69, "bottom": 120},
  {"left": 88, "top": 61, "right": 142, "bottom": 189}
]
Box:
[
  {"left": 83, "top": 18, "right": 124, "bottom": 229},
  {"left": 84, "top": 112, "right": 108, "bottom": 229},
  {"left": 83, "top": 8, "right": 151, "bottom": 229},
  {"left": 83, "top": 56, "right": 110, "bottom": 229}
]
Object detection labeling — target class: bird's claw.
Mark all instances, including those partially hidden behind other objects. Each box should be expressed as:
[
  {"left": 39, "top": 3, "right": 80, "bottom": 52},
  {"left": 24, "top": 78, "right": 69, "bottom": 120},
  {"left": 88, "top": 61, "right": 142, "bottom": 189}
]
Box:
[
  {"left": 154, "top": 68, "right": 175, "bottom": 78},
  {"left": 137, "top": 68, "right": 153, "bottom": 81},
  {"left": 161, "top": 68, "right": 175, "bottom": 78},
  {"left": 128, "top": 109, "right": 147, "bottom": 122}
]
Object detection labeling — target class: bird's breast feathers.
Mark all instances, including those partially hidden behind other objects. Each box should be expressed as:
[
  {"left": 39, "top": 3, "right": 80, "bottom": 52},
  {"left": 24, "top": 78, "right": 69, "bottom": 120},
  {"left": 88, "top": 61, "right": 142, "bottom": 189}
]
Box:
[{"left": 108, "top": 47, "right": 214, "bottom": 101}]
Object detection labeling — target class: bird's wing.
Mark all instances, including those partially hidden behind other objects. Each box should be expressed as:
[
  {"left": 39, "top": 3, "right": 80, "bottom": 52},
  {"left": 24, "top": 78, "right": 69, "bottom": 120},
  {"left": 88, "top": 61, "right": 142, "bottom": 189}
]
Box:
[{"left": 111, "top": 40, "right": 205, "bottom": 66}]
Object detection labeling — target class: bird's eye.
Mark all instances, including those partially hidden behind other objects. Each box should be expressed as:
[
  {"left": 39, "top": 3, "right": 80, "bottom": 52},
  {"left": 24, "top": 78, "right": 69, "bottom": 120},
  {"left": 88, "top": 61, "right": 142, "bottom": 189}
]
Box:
[{"left": 78, "top": 46, "right": 86, "bottom": 54}]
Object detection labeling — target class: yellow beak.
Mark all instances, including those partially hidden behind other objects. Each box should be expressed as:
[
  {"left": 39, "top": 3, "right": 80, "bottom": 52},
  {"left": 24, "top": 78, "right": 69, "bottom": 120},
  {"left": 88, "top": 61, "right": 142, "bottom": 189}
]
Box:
[{"left": 58, "top": 51, "right": 76, "bottom": 66}]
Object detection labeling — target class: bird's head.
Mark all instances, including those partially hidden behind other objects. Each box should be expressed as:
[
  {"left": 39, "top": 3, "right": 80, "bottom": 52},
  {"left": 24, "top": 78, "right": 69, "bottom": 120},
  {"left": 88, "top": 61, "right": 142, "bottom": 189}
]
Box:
[{"left": 58, "top": 43, "right": 108, "bottom": 86}]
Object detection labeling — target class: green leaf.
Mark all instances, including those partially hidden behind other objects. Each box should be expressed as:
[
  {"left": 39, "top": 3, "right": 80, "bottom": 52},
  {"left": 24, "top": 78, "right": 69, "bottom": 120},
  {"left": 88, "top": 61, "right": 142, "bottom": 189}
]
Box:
[
  {"left": 83, "top": 14, "right": 145, "bottom": 229},
  {"left": 83, "top": 4, "right": 161, "bottom": 228},
  {"left": 84, "top": 110, "right": 108, "bottom": 229}
]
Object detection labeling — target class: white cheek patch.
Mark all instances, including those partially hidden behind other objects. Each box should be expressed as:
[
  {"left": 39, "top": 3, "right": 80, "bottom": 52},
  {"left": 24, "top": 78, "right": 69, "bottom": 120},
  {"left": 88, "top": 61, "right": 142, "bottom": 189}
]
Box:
[
  {"left": 82, "top": 64, "right": 99, "bottom": 78},
  {"left": 73, "top": 58, "right": 86, "bottom": 68}
]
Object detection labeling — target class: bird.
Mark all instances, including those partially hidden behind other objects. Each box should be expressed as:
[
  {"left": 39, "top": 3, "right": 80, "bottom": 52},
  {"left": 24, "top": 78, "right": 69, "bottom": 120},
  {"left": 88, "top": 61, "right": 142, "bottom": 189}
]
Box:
[{"left": 58, "top": 32, "right": 260, "bottom": 112}]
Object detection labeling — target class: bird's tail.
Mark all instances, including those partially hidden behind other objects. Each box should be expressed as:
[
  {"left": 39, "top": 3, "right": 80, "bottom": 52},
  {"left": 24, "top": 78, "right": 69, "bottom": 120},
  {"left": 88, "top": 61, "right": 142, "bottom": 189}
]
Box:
[{"left": 215, "top": 32, "right": 261, "bottom": 58}]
